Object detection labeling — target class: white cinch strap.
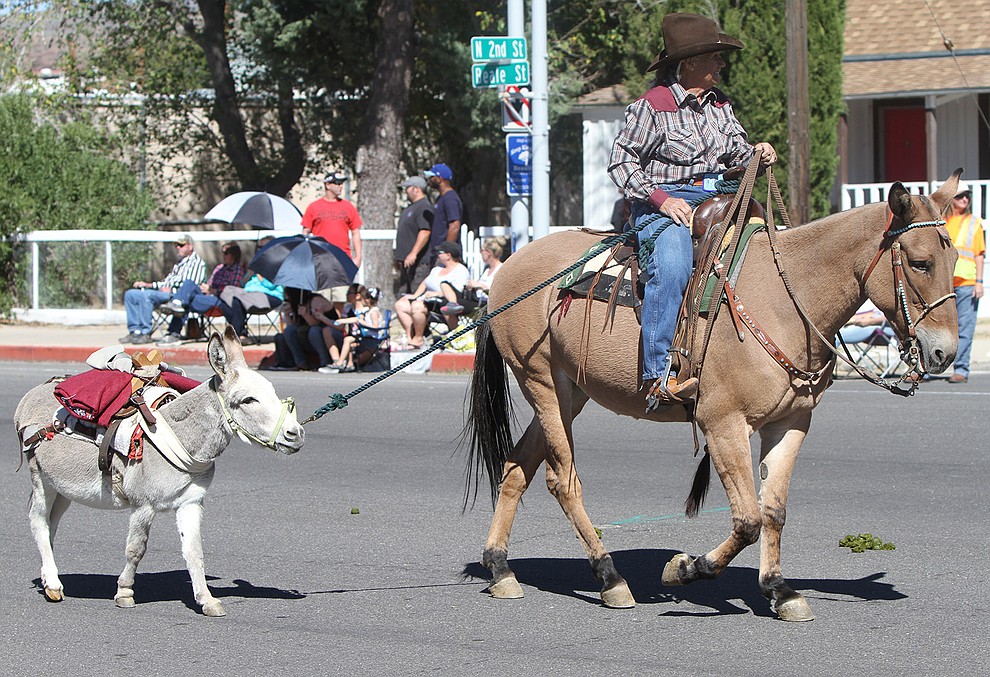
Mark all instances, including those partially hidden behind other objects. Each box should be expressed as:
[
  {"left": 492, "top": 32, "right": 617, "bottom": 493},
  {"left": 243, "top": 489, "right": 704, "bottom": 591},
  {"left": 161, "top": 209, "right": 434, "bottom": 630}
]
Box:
[{"left": 138, "top": 414, "right": 214, "bottom": 475}]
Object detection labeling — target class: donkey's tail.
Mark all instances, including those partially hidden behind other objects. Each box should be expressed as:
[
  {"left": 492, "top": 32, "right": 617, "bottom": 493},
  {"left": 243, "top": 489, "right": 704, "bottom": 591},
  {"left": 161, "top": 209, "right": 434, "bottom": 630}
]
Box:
[
  {"left": 463, "top": 321, "right": 514, "bottom": 510},
  {"left": 684, "top": 451, "right": 711, "bottom": 518}
]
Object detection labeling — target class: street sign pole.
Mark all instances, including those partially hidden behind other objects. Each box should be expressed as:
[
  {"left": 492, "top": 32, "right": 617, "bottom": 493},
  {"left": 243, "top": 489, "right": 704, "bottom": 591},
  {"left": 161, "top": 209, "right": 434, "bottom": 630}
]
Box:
[
  {"left": 531, "top": 0, "right": 549, "bottom": 240},
  {"left": 507, "top": 0, "right": 529, "bottom": 251}
]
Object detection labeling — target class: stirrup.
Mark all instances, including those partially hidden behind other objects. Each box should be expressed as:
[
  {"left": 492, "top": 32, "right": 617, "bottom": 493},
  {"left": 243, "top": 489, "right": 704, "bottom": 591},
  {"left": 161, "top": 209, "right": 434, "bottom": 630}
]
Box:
[{"left": 645, "top": 375, "right": 699, "bottom": 412}]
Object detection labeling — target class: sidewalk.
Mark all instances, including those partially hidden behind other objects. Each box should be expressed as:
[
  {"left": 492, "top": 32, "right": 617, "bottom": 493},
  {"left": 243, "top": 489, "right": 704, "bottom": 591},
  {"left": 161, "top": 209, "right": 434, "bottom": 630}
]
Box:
[
  {"left": 1, "top": 319, "right": 987, "bottom": 374},
  {"left": 0, "top": 322, "right": 476, "bottom": 373}
]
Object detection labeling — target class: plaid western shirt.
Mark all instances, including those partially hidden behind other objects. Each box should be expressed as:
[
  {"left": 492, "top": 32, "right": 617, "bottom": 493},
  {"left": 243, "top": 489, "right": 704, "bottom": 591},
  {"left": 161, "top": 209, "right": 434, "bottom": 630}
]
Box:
[
  {"left": 608, "top": 77, "right": 755, "bottom": 208},
  {"left": 154, "top": 252, "right": 207, "bottom": 293},
  {"left": 206, "top": 263, "right": 246, "bottom": 294}
]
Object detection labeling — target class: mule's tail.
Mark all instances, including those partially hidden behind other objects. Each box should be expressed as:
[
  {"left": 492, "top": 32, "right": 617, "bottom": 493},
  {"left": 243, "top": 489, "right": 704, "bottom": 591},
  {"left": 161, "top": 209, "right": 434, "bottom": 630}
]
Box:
[
  {"left": 463, "top": 321, "right": 514, "bottom": 510},
  {"left": 685, "top": 450, "right": 711, "bottom": 517}
]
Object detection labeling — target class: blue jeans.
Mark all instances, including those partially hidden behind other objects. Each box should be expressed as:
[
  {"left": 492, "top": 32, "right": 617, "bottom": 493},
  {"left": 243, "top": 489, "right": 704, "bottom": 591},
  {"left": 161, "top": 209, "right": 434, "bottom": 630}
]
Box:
[
  {"left": 954, "top": 284, "right": 979, "bottom": 376},
  {"left": 282, "top": 323, "right": 331, "bottom": 368},
  {"left": 633, "top": 185, "right": 714, "bottom": 381},
  {"left": 167, "top": 279, "right": 221, "bottom": 334},
  {"left": 124, "top": 287, "right": 171, "bottom": 335}
]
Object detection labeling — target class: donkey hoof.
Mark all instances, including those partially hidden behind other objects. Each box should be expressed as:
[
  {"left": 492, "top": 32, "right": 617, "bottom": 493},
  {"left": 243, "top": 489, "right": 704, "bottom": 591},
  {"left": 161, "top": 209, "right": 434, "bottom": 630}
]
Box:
[
  {"left": 661, "top": 553, "right": 693, "bottom": 586},
  {"left": 776, "top": 596, "right": 815, "bottom": 622},
  {"left": 601, "top": 580, "right": 635, "bottom": 608},
  {"left": 488, "top": 576, "right": 524, "bottom": 599},
  {"left": 202, "top": 600, "right": 226, "bottom": 617},
  {"left": 114, "top": 594, "right": 135, "bottom": 609},
  {"left": 44, "top": 587, "right": 64, "bottom": 602}
]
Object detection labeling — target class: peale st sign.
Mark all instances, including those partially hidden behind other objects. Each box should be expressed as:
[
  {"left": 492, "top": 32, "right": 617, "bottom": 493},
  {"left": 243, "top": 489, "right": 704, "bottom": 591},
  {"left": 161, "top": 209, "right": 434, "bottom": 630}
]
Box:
[{"left": 472, "top": 61, "right": 530, "bottom": 88}]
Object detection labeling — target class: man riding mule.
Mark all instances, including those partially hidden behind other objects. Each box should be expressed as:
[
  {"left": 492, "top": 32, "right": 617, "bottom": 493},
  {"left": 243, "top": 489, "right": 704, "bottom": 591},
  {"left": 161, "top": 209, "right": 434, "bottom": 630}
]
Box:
[
  {"left": 607, "top": 12, "right": 778, "bottom": 409},
  {"left": 465, "top": 170, "right": 960, "bottom": 621}
]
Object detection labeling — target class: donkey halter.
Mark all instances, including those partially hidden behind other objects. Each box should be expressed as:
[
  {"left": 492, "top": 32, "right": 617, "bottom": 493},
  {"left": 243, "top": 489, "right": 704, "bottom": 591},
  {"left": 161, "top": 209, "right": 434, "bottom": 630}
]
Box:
[
  {"left": 211, "top": 377, "right": 296, "bottom": 452},
  {"left": 862, "top": 208, "right": 955, "bottom": 349}
]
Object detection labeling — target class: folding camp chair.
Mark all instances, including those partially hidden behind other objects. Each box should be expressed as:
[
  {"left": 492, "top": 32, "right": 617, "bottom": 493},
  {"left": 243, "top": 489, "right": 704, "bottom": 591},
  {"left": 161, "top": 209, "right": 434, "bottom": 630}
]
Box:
[
  {"left": 357, "top": 309, "right": 393, "bottom": 372},
  {"left": 837, "top": 323, "right": 903, "bottom": 378}
]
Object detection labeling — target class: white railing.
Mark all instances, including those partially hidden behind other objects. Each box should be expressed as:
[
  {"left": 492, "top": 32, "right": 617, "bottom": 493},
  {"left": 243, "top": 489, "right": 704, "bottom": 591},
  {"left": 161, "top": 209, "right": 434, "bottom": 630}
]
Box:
[
  {"left": 841, "top": 179, "right": 988, "bottom": 222},
  {"left": 14, "top": 224, "right": 580, "bottom": 323}
]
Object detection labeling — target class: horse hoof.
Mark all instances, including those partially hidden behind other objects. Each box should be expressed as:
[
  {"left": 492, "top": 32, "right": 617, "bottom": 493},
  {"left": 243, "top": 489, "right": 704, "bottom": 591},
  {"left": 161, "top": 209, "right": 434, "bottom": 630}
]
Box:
[
  {"left": 44, "top": 587, "right": 63, "bottom": 602},
  {"left": 601, "top": 581, "right": 635, "bottom": 608},
  {"left": 202, "top": 600, "right": 226, "bottom": 617},
  {"left": 114, "top": 595, "right": 135, "bottom": 609},
  {"left": 661, "top": 553, "right": 693, "bottom": 586},
  {"left": 776, "top": 596, "right": 815, "bottom": 622},
  {"left": 488, "top": 576, "right": 524, "bottom": 599}
]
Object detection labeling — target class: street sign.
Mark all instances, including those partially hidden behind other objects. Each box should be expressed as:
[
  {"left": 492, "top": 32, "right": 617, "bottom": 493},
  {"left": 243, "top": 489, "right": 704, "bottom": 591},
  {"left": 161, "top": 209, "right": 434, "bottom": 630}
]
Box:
[
  {"left": 501, "top": 85, "right": 531, "bottom": 132},
  {"left": 472, "top": 62, "right": 530, "bottom": 88},
  {"left": 506, "top": 133, "right": 532, "bottom": 197},
  {"left": 470, "top": 36, "right": 527, "bottom": 63}
]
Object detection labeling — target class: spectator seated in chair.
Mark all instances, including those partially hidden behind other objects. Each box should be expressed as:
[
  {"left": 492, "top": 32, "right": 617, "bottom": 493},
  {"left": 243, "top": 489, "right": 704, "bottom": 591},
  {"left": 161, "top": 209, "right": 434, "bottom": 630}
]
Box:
[
  {"left": 217, "top": 273, "right": 284, "bottom": 344},
  {"left": 120, "top": 234, "right": 206, "bottom": 345},
  {"left": 319, "top": 285, "right": 386, "bottom": 373},
  {"left": 269, "top": 290, "right": 347, "bottom": 370},
  {"left": 439, "top": 235, "right": 507, "bottom": 318},
  {"left": 394, "top": 241, "right": 469, "bottom": 348},
  {"left": 158, "top": 242, "right": 246, "bottom": 345}
]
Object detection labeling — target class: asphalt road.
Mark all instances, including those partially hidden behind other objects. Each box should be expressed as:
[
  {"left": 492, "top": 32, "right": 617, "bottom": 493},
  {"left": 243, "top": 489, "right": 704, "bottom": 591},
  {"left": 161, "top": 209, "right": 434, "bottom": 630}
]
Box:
[{"left": 1, "top": 361, "right": 987, "bottom": 676}]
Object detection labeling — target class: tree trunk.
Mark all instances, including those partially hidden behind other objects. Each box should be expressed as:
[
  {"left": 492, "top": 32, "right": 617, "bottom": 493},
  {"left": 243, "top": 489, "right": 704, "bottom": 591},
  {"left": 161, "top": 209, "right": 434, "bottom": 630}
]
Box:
[
  {"left": 190, "top": 0, "right": 304, "bottom": 195},
  {"left": 354, "top": 0, "right": 414, "bottom": 309}
]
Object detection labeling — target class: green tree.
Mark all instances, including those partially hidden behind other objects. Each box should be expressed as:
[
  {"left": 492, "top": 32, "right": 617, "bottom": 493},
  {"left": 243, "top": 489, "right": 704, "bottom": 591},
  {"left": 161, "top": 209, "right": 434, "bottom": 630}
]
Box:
[{"left": 0, "top": 94, "right": 155, "bottom": 313}]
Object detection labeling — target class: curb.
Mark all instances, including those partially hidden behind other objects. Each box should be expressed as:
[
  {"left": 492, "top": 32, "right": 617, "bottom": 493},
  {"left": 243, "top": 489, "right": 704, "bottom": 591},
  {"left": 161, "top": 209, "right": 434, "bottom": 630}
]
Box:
[{"left": 0, "top": 344, "right": 475, "bottom": 373}]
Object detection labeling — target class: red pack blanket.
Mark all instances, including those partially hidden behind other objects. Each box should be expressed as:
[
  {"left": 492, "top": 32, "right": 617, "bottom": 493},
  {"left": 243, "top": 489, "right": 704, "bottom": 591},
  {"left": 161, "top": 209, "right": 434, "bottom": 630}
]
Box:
[{"left": 54, "top": 370, "right": 201, "bottom": 427}]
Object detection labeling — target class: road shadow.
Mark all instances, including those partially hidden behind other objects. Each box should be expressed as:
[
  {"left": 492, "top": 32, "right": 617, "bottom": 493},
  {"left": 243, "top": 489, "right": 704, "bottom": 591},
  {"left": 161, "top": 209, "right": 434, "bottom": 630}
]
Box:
[
  {"left": 36, "top": 571, "right": 305, "bottom": 613},
  {"left": 462, "top": 548, "right": 906, "bottom": 617}
]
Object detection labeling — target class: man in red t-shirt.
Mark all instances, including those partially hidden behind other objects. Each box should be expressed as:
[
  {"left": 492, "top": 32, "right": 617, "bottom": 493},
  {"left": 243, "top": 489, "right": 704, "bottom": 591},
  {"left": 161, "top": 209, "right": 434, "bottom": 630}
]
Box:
[{"left": 301, "top": 170, "right": 363, "bottom": 312}]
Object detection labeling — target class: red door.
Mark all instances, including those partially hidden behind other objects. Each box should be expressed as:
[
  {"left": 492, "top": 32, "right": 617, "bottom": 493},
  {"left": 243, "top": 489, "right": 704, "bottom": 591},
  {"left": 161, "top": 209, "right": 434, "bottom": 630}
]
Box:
[{"left": 883, "top": 107, "right": 926, "bottom": 182}]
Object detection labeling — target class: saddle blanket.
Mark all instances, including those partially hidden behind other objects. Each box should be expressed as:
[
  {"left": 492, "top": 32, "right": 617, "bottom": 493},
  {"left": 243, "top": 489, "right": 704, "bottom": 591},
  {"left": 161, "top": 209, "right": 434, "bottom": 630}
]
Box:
[
  {"left": 558, "top": 244, "right": 640, "bottom": 308},
  {"left": 53, "top": 369, "right": 200, "bottom": 428}
]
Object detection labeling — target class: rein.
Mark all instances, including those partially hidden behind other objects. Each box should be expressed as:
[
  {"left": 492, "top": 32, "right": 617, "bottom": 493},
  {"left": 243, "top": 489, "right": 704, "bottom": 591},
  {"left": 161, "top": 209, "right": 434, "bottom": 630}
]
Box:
[
  {"left": 212, "top": 376, "right": 296, "bottom": 451},
  {"left": 759, "top": 169, "right": 950, "bottom": 396}
]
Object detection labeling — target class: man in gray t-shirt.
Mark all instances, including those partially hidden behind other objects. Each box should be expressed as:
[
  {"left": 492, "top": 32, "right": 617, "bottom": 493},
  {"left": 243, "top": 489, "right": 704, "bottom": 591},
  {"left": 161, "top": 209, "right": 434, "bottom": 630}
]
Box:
[{"left": 393, "top": 176, "right": 435, "bottom": 296}]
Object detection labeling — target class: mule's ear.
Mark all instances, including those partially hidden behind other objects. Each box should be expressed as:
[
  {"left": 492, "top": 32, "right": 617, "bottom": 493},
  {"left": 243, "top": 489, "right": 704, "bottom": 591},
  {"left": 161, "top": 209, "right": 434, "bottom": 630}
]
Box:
[
  {"left": 207, "top": 331, "right": 230, "bottom": 378},
  {"left": 931, "top": 167, "right": 964, "bottom": 214},
  {"left": 220, "top": 325, "right": 249, "bottom": 368},
  {"left": 887, "top": 181, "right": 913, "bottom": 221}
]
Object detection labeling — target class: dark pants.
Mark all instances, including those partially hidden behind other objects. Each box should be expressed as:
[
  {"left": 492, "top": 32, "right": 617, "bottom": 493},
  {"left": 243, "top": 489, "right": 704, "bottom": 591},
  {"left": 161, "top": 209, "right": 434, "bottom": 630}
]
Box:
[{"left": 219, "top": 294, "right": 281, "bottom": 337}]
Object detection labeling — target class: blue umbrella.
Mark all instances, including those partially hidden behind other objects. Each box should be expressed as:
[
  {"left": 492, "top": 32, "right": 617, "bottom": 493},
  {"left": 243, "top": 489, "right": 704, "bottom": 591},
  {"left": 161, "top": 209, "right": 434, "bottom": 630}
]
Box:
[{"left": 248, "top": 235, "right": 358, "bottom": 291}]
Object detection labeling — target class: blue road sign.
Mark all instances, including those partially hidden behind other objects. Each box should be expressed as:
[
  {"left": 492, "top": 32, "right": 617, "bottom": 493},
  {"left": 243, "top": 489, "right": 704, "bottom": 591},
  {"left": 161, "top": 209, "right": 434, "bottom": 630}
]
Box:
[{"left": 506, "top": 133, "right": 532, "bottom": 197}]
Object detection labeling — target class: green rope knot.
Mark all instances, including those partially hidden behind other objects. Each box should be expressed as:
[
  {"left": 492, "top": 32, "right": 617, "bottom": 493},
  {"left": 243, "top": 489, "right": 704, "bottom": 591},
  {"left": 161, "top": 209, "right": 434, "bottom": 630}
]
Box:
[{"left": 326, "top": 393, "right": 348, "bottom": 410}]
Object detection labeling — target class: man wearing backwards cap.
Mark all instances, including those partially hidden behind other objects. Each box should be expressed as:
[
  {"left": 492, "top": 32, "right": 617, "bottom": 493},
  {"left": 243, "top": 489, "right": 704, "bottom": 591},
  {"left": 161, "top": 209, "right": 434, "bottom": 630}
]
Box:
[
  {"left": 607, "top": 12, "right": 778, "bottom": 411},
  {"left": 120, "top": 234, "right": 206, "bottom": 344},
  {"left": 301, "top": 170, "right": 363, "bottom": 314},
  {"left": 423, "top": 162, "right": 463, "bottom": 265},
  {"left": 943, "top": 180, "right": 985, "bottom": 383}
]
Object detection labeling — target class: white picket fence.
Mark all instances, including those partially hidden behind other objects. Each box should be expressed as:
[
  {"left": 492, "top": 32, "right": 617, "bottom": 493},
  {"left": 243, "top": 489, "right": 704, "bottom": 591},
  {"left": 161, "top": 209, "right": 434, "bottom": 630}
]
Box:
[{"left": 841, "top": 179, "right": 988, "bottom": 222}]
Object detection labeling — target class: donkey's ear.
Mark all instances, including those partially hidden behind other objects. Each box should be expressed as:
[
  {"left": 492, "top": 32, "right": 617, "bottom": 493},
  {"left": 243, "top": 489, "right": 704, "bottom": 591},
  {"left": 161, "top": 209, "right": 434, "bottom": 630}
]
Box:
[
  {"left": 887, "top": 182, "right": 913, "bottom": 221},
  {"left": 208, "top": 331, "right": 230, "bottom": 378},
  {"left": 931, "top": 167, "right": 964, "bottom": 214}
]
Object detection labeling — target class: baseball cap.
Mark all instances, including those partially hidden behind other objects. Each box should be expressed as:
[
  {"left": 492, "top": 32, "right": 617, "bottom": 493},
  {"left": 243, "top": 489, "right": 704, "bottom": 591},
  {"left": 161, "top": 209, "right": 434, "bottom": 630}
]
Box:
[
  {"left": 324, "top": 170, "right": 349, "bottom": 184},
  {"left": 423, "top": 163, "right": 453, "bottom": 180},
  {"left": 955, "top": 180, "right": 971, "bottom": 197},
  {"left": 400, "top": 176, "right": 427, "bottom": 189},
  {"left": 435, "top": 241, "right": 462, "bottom": 258},
  {"left": 173, "top": 234, "right": 193, "bottom": 246}
]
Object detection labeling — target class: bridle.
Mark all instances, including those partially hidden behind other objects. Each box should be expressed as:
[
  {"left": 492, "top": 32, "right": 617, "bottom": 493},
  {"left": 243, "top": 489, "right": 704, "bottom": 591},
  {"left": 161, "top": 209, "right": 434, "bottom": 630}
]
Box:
[
  {"left": 756, "top": 179, "right": 954, "bottom": 397},
  {"left": 211, "top": 377, "right": 297, "bottom": 452},
  {"left": 853, "top": 207, "right": 955, "bottom": 386}
]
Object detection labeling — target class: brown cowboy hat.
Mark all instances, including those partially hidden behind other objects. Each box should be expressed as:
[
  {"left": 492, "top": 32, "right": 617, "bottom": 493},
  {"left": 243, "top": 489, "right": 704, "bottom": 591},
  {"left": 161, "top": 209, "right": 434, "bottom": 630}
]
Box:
[{"left": 647, "top": 13, "right": 744, "bottom": 73}]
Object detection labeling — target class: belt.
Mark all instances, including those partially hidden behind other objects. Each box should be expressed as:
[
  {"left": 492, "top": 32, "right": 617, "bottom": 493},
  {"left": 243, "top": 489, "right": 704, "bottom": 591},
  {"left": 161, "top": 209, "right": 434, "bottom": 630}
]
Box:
[{"left": 675, "top": 173, "right": 724, "bottom": 188}]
